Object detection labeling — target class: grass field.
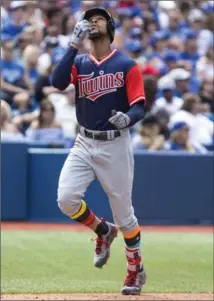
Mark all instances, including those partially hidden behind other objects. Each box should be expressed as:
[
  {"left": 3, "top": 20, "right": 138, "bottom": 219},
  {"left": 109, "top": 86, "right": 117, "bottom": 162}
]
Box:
[{"left": 1, "top": 230, "right": 213, "bottom": 294}]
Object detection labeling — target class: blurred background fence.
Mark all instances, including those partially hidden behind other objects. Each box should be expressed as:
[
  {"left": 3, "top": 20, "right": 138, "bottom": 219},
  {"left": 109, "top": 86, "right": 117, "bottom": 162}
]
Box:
[{"left": 2, "top": 142, "right": 213, "bottom": 225}]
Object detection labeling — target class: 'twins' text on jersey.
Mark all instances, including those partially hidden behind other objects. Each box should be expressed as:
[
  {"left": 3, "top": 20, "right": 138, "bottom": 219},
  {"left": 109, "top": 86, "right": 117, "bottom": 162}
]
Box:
[
  {"left": 70, "top": 49, "right": 145, "bottom": 130},
  {"left": 78, "top": 71, "right": 124, "bottom": 101}
]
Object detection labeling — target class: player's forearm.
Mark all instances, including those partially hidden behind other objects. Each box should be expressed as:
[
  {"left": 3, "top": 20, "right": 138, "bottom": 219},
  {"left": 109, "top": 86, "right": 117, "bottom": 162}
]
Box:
[
  {"left": 126, "top": 102, "right": 145, "bottom": 127},
  {"left": 51, "top": 46, "right": 78, "bottom": 91}
]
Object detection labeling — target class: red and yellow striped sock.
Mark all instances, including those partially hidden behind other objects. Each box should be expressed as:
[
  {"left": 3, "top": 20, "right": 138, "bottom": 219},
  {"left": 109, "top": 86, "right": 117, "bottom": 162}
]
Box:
[{"left": 71, "top": 200, "right": 95, "bottom": 227}]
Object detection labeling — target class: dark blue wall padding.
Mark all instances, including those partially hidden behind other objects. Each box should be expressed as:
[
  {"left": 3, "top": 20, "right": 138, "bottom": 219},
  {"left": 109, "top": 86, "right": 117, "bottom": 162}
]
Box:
[
  {"left": 1, "top": 143, "right": 213, "bottom": 225},
  {"left": 1, "top": 143, "right": 28, "bottom": 220},
  {"left": 132, "top": 151, "right": 214, "bottom": 224}
]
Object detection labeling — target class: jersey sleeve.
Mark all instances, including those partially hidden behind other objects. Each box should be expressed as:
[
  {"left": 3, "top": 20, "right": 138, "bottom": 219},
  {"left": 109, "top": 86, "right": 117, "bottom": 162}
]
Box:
[{"left": 126, "top": 64, "right": 145, "bottom": 106}]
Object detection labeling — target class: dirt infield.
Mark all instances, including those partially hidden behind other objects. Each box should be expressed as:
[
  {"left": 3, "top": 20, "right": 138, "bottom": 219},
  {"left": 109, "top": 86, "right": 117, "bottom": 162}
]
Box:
[
  {"left": 2, "top": 223, "right": 213, "bottom": 301},
  {"left": 1, "top": 293, "right": 214, "bottom": 300},
  {"left": 1, "top": 222, "right": 213, "bottom": 233}
]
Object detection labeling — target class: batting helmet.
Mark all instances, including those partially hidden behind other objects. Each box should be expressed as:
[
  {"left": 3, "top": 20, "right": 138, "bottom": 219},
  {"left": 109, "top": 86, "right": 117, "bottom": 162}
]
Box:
[{"left": 84, "top": 7, "right": 115, "bottom": 43}]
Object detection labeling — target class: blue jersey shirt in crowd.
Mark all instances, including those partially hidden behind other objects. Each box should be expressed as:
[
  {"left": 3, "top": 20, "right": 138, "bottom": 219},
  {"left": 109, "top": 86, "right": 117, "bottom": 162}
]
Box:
[
  {"left": 1, "top": 22, "right": 27, "bottom": 40},
  {"left": 28, "top": 68, "right": 39, "bottom": 85},
  {"left": 51, "top": 46, "right": 67, "bottom": 65},
  {"left": 1, "top": 59, "right": 24, "bottom": 84},
  {"left": 70, "top": 49, "right": 145, "bottom": 131},
  {"left": 180, "top": 51, "right": 200, "bottom": 66}
]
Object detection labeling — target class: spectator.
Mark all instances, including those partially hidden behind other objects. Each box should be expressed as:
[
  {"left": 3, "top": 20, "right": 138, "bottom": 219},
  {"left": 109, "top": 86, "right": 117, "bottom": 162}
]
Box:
[
  {"left": 13, "top": 30, "right": 34, "bottom": 65},
  {"left": 188, "top": 8, "right": 205, "bottom": 32},
  {"left": 62, "top": 13, "right": 76, "bottom": 37},
  {"left": 196, "top": 47, "right": 214, "bottom": 81},
  {"left": 167, "top": 68, "right": 191, "bottom": 97},
  {"left": 153, "top": 76, "right": 183, "bottom": 116},
  {"left": 188, "top": 8, "right": 213, "bottom": 56},
  {"left": 167, "top": 36, "right": 184, "bottom": 52},
  {"left": 1, "top": 0, "right": 213, "bottom": 151},
  {"left": 1, "top": 1, "right": 28, "bottom": 41},
  {"left": 1, "top": 99, "right": 25, "bottom": 141},
  {"left": 163, "top": 9, "right": 184, "bottom": 39},
  {"left": 162, "top": 50, "right": 181, "bottom": 74},
  {"left": 177, "top": 0, "right": 194, "bottom": 19},
  {"left": 35, "top": 56, "right": 58, "bottom": 103},
  {"left": 45, "top": 24, "right": 69, "bottom": 49},
  {"left": 13, "top": 109, "right": 39, "bottom": 134},
  {"left": 26, "top": 99, "right": 65, "bottom": 145},
  {"left": 37, "top": 0, "right": 58, "bottom": 23},
  {"left": 119, "top": 0, "right": 135, "bottom": 8},
  {"left": 165, "top": 121, "right": 207, "bottom": 153},
  {"left": 1, "top": 3, "right": 9, "bottom": 28},
  {"left": 102, "top": 1, "right": 119, "bottom": 22},
  {"left": 180, "top": 30, "right": 200, "bottom": 68},
  {"left": 12, "top": 92, "right": 32, "bottom": 115},
  {"left": 24, "top": 24, "right": 45, "bottom": 45},
  {"left": 142, "top": 65, "right": 160, "bottom": 78},
  {"left": 146, "top": 31, "right": 169, "bottom": 74},
  {"left": 46, "top": 6, "right": 65, "bottom": 33},
  {"left": 157, "top": 1, "right": 177, "bottom": 30},
  {"left": 143, "top": 12, "right": 158, "bottom": 35},
  {"left": 170, "top": 92, "right": 214, "bottom": 146},
  {"left": 22, "top": 45, "right": 40, "bottom": 88},
  {"left": 124, "top": 39, "right": 144, "bottom": 66},
  {"left": 1, "top": 40, "right": 29, "bottom": 104},
  {"left": 132, "top": 72, "right": 158, "bottom": 136},
  {"left": 114, "top": 8, "right": 135, "bottom": 50},
  {"left": 49, "top": 84, "right": 78, "bottom": 139},
  {"left": 129, "top": 26, "right": 143, "bottom": 41},
  {"left": 40, "top": 35, "right": 67, "bottom": 66},
  {"left": 149, "top": 31, "right": 168, "bottom": 58},
  {"left": 199, "top": 76, "right": 214, "bottom": 115},
  {"left": 11, "top": 91, "right": 37, "bottom": 133},
  {"left": 143, "top": 75, "right": 158, "bottom": 112},
  {"left": 73, "top": 1, "right": 101, "bottom": 21},
  {"left": 1, "top": 99, "right": 17, "bottom": 132},
  {"left": 24, "top": 1, "right": 45, "bottom": 27},
  {"left": 155, "top": 108, "right": 170, "bottom": 140},
  {"left": 132, "top": 114, "right": 165, "bottom": 151}
]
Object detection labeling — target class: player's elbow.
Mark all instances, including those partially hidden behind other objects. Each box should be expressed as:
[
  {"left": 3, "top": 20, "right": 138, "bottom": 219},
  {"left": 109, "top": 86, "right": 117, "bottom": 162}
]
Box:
[
  {"left": 51, "top": 69, "right": 70, "bottom": 91},
  {"left": 51, "top": 75, "right": 67, "bottom": 91}
]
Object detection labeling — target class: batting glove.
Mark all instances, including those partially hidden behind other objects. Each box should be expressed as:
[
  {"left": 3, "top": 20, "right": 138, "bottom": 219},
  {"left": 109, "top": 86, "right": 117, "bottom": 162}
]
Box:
[
  {"left": 70, "top": 12, "right": 90, "bottom": 47},
  {"left": 108, "top": 110, "right": 131, "bottom": 129}
]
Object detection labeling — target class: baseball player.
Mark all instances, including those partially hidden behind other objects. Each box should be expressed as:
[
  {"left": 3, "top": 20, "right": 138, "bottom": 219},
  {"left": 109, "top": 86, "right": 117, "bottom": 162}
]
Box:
[{"left": 52, "top": 7, "right": 147, "bottom": 295}]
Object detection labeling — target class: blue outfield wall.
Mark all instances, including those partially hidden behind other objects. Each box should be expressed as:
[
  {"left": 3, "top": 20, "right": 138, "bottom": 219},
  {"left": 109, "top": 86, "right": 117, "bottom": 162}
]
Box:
[
  {"left": 1, "top": 143, "right": 28, "bottom": 220},
  {"left": 1, "top": 143, "right": 214, "bottom": 224}
]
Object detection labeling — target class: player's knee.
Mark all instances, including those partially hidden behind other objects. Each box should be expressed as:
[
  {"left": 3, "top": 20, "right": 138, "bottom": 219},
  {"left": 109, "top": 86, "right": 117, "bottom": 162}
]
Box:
[
  {"left": 58, "top": 198, "right": 81, "bottom": 216},
  {"left": 115, "top": 215, "right": 138, "bottom": 233},
  {"left": 57, "top": 188, "right": 81, "bottom": 216}
]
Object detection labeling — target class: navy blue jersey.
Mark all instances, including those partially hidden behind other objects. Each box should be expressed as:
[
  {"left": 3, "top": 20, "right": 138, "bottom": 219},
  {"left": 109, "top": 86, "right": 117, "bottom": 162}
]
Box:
[{"left": 70, "top": 49, "right": 145, "bottom": 130}]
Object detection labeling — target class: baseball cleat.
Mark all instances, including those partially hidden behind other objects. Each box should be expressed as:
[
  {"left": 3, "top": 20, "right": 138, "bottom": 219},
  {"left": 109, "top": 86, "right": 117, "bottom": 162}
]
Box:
[
  {"left": 93, "top": 222, "right": 118, "bottom": 268},
  {"left": 121, "top": 268, "right": 146, "bottom": 295}
]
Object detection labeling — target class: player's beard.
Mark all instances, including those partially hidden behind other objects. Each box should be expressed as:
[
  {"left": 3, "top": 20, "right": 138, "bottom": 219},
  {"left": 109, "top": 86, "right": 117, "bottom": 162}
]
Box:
[{"left": 88, "top": 31, "right": 104, "bottom": 41}]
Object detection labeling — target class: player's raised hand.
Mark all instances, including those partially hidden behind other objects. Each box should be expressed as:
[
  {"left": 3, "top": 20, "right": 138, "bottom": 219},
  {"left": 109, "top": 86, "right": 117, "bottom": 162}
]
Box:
[
  {"left": 108, "top": 110, "right": 131, "bottom": 129},
  {"left": 70, "top": 12, "right": 90, "bottom": 47}
]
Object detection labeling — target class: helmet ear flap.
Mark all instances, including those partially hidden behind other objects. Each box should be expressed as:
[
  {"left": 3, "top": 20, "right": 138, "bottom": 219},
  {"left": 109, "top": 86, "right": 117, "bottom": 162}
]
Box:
[{"left": 107, "top": 18, "right": 115, "bottom": 43}]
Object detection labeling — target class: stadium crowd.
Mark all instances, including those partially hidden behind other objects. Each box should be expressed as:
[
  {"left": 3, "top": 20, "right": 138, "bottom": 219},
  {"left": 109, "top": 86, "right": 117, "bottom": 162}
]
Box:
[{"left": 1, "top": 0, "right": 214, "bottom": 153}]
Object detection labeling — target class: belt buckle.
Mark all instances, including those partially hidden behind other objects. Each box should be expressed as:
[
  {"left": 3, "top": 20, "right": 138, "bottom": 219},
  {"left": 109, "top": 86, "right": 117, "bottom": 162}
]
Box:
[
  {"left": 96, "top": 132, "right": 102, "bottom": 140},
  {"left": 101, "top": 132, "right": 107, "bottom": 141},
  {"left": 96, "top": 132, "right": 106, "bottom": 141}
]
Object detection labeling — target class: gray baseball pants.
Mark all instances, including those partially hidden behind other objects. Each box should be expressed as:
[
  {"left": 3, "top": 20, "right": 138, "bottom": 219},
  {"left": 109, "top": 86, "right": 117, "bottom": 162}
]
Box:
[{"left": 57, "top": 128, "right": 138, "bottom": 232}]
